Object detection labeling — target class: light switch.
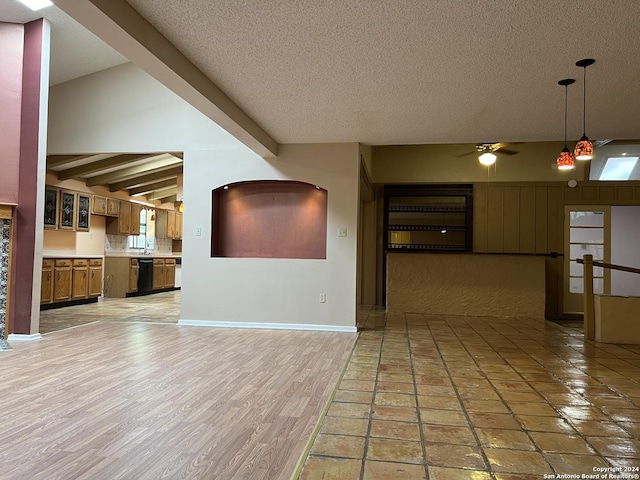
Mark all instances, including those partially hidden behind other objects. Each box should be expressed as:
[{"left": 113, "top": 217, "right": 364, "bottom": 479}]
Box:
[
  {"left": 337, "top": 227, "right": 347, "bottom": 237},
  {"left": 195, "top": 226, "right": 202, "bottom": 237}
]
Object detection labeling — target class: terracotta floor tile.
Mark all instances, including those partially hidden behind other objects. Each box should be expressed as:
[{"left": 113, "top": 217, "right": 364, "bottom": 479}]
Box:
[
  {"left": 474, "top": 428, "right": 535, "bottom": 451},
  {"left": 506, "top": 402, "right": 558, "bottom": 417},
  {"left": 363, "top": 460, "right": 426, "bottom": 480},
  {"left": 343, "top": 369, "right": 378, "bottom": 381},
  {"left": 461, "top": 399, "right": 510, "bottom": 413},
  {"left": 624, "top": 422, "right": 640, "bottom": 436},
  {"left": 607, "top": 408, "right": 640, "bottom": 423},
  {"left": 483, "top": 448, "right": 552, "bottom": 474},
  {"left": 377, "top": 382, "right": 415, "bottom": 394},
  {"left": 327, "top": 402, "right": 371, "bottom": 419},
  {"left": 375, "top": 392, "right": 416, "bottom": 407},
  {"left": 415, "top": 385, "right": 456, "bottom": 397},
  {"left": 422, "top": 424, "right": 478, "bottom": 446},
  {"left": 367, "top": 438, "right": 424, "bottom": 464},
  {"left": 351, "top": 355, "right": 380, "bottom": 365},
  {"left": 417, "top": 375, "right": 452, "bottom": 386},
  {"left": 529, "top": 431, "right": 594, "bottom": 454},
  {"left": 424, "top": 444, "right": 486, "bottom": 470},
  {"left": 333, "top": 389, "right": 374, "bottom": 404},
  {"left": 419, "top": 408, "right": 468, "bottom": 426},
  {"left": 606, "top": 456, "right": 640, "bottom": 469},
  {"left": 320, "top": 416, "right": 369, "bottom": 436},
  {"left": 299, "top": 456, "right": 362, "bottom": 480},
  {"left": 370, "top": 420, "right": 421, "bottom": 441},
  {"left": 428, "top": 466, "right": 491, "bottom": 480},
  {"left": 378, "top": 372, "right": 414, "bottom": 383},
  {"left": 310, "top": 433, "right": 366, "bottom": 459},
  {"left": 544, "top": 453, "right": 609, "bottom": 474},
  {"left": 372, "top": 405, "right": 418, "bottom": 422},
  {"left": 569, "top": 420, "right": 631, "bottom": 437},
  {"left": 467, "top": 412, "right": 521, "bottom": 430},
  {"left": 457, "top": 387, "right": 501, "bottom": 400},
  {"left": 542, "top": 393, "right": 591, "bottom": 406},
  {"left": 339, "top": 379, "right": 376, "bottom": 392},
  {"left": 517, "top": 414, "right": 576, "bottom": 433},
  {"left": 587, "top": 437, "right": 640, "bottom": 458},
  {"left": 494, "top": 474, "right": 548, "bottom": 480},
  {"left": 417, "top": 395, "right": 462, "bottom": 410},
  {"left": 497, "top": 390, "right": 544, "bottom": 402}
]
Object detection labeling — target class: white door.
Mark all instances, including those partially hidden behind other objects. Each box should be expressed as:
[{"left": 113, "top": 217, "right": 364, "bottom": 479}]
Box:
[{"left": 563, "top": 206, "right": 611, "bottom": 314}]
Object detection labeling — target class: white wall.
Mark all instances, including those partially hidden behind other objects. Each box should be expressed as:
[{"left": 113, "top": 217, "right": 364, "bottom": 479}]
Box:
[
  {"left": 48, "top": 63, "right": 360, "bottom": 330},
  {"left": 181, "top": 143, "right": 359, "bottom": 330},
  {"left": 611, "top": 206, "right": 640, "bottom": 296}
]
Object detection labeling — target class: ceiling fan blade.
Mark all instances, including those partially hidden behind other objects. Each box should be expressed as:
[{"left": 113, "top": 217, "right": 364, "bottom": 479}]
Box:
[
  {"left": 456, "top": 151, "right": 478, "bottom": 157},
  {"left": 498, "top": 148, "right": 519, "bottom": 155}
]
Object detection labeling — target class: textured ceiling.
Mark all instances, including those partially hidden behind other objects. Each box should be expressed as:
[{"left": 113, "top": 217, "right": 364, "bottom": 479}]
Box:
[{"left": 3, "top": 0, "right": 640, "bottom": 148}]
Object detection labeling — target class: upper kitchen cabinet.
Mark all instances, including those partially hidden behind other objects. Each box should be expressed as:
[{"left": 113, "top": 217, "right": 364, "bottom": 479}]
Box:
[
  {"left": 92, "top": 195, "right": 107, "bottom": 215},
  {"left": 130, "top": 203, "right": 141, "bottom": 236},
  {"left": 44, "top": 186, "right": 59, "bottom": 229},
  {"left": 76, "top": 193, "right": 91, "bottom": 231},
  {"left": 156, "top": 210, "right": 182, "bottom": 239},
  {"left": 58, "top": 189, "right": 76, "bottom": 231}
]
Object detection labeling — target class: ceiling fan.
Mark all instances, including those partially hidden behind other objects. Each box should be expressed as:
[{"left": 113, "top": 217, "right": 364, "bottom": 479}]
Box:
[{"left": 458, "top": 143, "right": 521, "bottom": 166}]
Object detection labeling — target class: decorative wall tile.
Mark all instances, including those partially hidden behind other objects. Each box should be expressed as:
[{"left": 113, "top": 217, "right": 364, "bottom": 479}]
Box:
[{"left": 0, "top": 219, "right": 10, "bottom": 341}]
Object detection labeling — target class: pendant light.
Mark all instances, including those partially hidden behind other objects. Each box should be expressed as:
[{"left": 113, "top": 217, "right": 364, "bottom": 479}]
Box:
[
  {"left": 574, "top": 58, "right": 596, "bottom": 160},
  {"left": 557, "top": 78, "right": 576, "bottom": 171}
]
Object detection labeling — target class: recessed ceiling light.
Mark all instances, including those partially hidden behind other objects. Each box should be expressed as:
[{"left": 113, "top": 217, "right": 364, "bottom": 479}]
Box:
[{"left": 17, "top": 0, "right": 53, "bottom": 11}]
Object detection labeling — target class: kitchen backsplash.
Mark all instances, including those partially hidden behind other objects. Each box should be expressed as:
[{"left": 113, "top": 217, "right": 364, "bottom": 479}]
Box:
[{"left": 105, "top": 234, "right": 173, "bottom": 254}]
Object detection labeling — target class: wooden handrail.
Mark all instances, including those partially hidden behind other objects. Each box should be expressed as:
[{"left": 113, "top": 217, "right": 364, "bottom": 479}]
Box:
[{"left": 576, "top": 258, "right": 640, "bottom": 275}]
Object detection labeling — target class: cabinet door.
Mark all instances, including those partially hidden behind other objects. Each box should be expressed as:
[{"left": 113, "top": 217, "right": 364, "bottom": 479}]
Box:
[
  {"left": 167, "top": 210, "right": 176, "bottom": 239},
  {"left": 89, "top": 260, "right": 103, "bottom": 297},
  {"left": 175, "top": 212, "right": 183, "bottom": 240},
  {"left": 41, "top": 259, "right": 54, "bottom": 303},
  {"left": 129, "top": 259, "right": 138, "bottom": 292},
  {"left": 44, "top": 187, "right": 59, "bottom": 228},
  {"left": 118, "top": 201, "right": 131, "bottom": 235},
  {"left": 76, "top": 194, "right": 91, "bottom": 231},
  {"left": 152, "top": 259, "right": 165, "bottom": 289},
  {"left": 155, "top": 210, "right": 168, "bottom": 239},
  {"left": 71, "top": 260, "right": 89, "bottom": 299},
  {"left": 59, "top": 190, "right": 76, "bottom": 230},
  {"left": 107, "top": 198, "right": 120, "bottom": 217},
  {"left": 164, "top": 260, "right": 176, "bottom": 288},
  {"left": 130, "top": 203, "right": 141, "bottom": 235},
  {"left": 92, "top": 195, "right": 107, "bottom": 215},
  {"left": 53, "top": 260, "right": 72, "bottom": 302}
]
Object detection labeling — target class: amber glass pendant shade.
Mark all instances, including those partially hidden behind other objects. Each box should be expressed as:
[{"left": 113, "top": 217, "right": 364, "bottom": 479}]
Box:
[
  {"left": 575, "top": 135, "right": 594, "bottom": 160},
  {"left": 557, "top": 147, "right": 575, "bottom": 170}
]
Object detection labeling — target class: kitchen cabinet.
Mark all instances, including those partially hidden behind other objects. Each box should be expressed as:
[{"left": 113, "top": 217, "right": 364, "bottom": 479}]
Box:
[
  {"left": 164, "top": 258, "right": 176, "bottom": 288},
  {"left": 71, "top": 259, "right": 89, "bottom": 300},
  {"left": 44, "top": 187, "right": 59, "bottom": 229},
  {"left": 58, "top": 190, "right": 76, "bottom": 230},
  {"left": 76, "top": 193, "right": 91, "bottom": 231},
  {"left": 41, "top": 259, "right": 54, "bottom": 304},
  {"left": 89, "top": 259, "right": 103, "bottom": 297},
  {"left": 130, "top": 203, "right": 142, "bottom": 235},
  {"left": 53, "top": 259, "right": 72, "bottom": 302},
  {"left": 107, "top": 198, "right": 120, "bottom": 216},
  {"left": 167, "top": 210, "right": 176, "bottom": 238},
  {"left": 152, "top": 258, "right": 165, "bottom": 289},
  {"left": 156, "top": 210, "right": 182, "bottom": 239},
  {"left": 129, "top": 259, "right": 138, "bottom": 293},
  {"left": 106, "top": 201, "right": 133, "bottom": 235},
  {"left": 175, "top": 212, "right": 183, "bottom": 239},
  {"left": 92, "top": 195, "right": 107, "bottom": 215}
]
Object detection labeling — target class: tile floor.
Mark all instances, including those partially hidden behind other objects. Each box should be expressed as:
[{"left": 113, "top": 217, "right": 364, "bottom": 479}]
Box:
[{"left": 298, "top": 308, "right": 640, "bottom": 479}]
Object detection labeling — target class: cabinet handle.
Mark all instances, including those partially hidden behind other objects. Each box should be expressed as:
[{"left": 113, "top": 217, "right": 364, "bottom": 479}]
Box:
[
  {"left": 57, "top": 273, "right": 60, "bottom": 281},
  {"left": 83, "top": 272, "right": 87, "bottom": 279},
  {"left": 47, "top": 273, "right": 51, "bottom": 280}
]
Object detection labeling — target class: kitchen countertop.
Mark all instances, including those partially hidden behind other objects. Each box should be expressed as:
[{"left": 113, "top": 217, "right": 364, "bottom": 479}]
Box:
[
  {"left": 104, "top": 252, "right": 182, "bottom": 258},
  {"left": 43, "top": 253, "right": 104, "bottom": 259}
]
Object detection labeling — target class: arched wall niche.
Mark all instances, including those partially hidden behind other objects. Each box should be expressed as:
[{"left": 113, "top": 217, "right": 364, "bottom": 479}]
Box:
[{"left": 211, "top": 180, "right": 328, "bottom": 259}]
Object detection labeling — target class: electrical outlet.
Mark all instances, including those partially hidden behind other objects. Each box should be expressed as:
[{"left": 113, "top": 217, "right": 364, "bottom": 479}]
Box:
[{"left": 319, "top": 293, "right": 326, "bottom": 303}]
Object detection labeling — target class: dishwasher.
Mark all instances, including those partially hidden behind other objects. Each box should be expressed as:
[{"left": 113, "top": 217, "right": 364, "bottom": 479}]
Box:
[{"left": 137, "top": 258, "right": 154, "bottom": 294}]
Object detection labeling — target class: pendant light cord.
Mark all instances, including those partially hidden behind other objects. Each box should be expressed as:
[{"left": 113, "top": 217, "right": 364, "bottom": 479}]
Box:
[
  {"left": 564, "top": 84, "right": 569, "bottom": 148},
  {"left": 582, "top": 66, "right": 587, "bottom": 136}
]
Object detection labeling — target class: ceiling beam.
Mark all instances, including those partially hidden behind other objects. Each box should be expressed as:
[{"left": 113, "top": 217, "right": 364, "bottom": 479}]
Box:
[
  {"left": 53, "top": 0, "right": 279, "bottom": 159},
  {"left": 47, "top": 154, "right": 94, "bottom": 169},
  {"left": 127, "top": 179, "right": 177, "bottom": 196},
  {"left": 148, "top": 187, "right": 177, "bottom": 201},
  {"left": 108, "top": 166, "right": 183, "bottom": 192},
  {"left": 57, "top": 153, "right": 159, "bottom": 180},
  {"left": 157, "top": 194, "right": 177, "bottom": 204},
  {"left": 86, "top": 158, "right": 182, "bottom": 186}
]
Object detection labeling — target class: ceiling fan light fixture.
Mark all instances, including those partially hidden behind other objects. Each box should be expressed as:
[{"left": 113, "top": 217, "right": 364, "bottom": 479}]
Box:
[
  {"left": 557, "top": 78, "right": 576, "bottom": 171},
  {"left": 478, "top": 152, "right": 497, "bottom": 166},
  {"left": 574, "top": 58, "right": 595, "bottom": 161}
]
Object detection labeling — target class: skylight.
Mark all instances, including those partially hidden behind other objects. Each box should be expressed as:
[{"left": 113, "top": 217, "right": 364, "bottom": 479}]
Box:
[
  {"left": 17, "top": 0, "right": 52, "bottom": 11},
  {"left": 598, "top": 156, "right": 639, "bottom": 181}
]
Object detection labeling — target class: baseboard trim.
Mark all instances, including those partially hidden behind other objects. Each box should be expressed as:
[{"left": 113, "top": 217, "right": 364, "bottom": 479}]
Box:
[
  {"left": 178, "top": 319, "right": 357, "bottom": 333},
  {"left": 8, "top": 333, "right": 43, "bottom": 341}
]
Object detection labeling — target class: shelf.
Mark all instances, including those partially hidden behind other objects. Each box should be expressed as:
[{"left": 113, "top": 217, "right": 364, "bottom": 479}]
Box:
[
  {"left": 388, "top": 205, "right": 467, "bottom": 213},
  {"left": 389, "top": 224, "right": 467, "bottom": 232}
]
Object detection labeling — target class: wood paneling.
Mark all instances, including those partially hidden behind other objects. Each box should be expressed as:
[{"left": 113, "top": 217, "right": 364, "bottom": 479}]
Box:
[
  {"left": 487, "top": 186, "right": 503, "bottom": 252},
  {"left": 534, "top": 186, "right": 548, "bottom": 254},
  {"left": 473, "top": 184, "right": 488, "bottom": 252},
  {"left": 617, "top": 186, "right": 634, "bottom": 201},
  {"left": 519, "top": 186, "right": 535, "bottom": 253},
  {"left": 503, "top": 186, "right": 520, "bottom": 252}
]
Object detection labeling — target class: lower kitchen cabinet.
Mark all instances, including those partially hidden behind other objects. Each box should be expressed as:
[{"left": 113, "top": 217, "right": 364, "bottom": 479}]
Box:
[
  {"left": 129, "top": 259, "right": 138, "bottom": 293},
  {"left": 42, "top": 257, "right": 103, "bottom": 308},
  {"left": 89, "top": 259, "right": 103, "bottom": 297},
  {"left": 41, "top": 259, "right": 54, "bottom": 304},
  {"left": 152, "top": 258, "right": 165, "bottom": 290},
  {"left": 53, "top": 259, "right": 72, "bottom": 302},
  {"left": 164, "top": 259, "right": 176, "bottom": 288},
  {"left": 71, "top": 259, "right": 89, "bottom": 300}
]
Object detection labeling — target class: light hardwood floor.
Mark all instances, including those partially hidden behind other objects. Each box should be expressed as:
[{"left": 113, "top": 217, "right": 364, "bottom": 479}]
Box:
[{"left": 1, "top": 320, "right": 357, "bottom": 479}]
